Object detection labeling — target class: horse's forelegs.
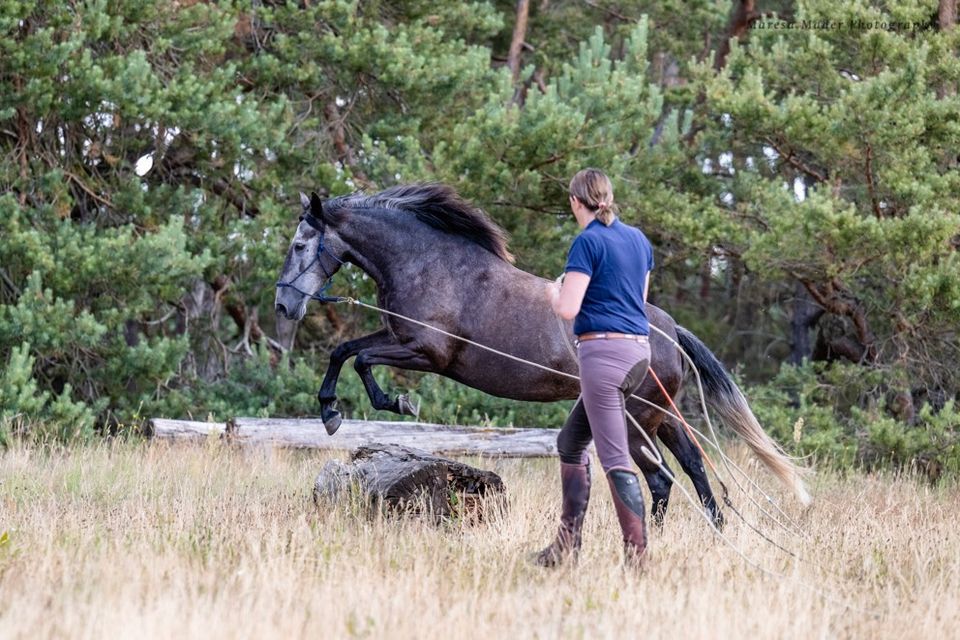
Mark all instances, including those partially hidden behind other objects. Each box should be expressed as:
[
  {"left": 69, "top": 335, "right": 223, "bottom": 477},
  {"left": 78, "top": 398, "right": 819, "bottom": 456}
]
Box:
[
  {"left": 318, "top": 329, "right": 394, "bottom": 435},
  {"left": 353, "top": 345, "right": 435, "bottom": 417},
  {"left": 658, "top": 418, "right": 725, "bottom": 530}
]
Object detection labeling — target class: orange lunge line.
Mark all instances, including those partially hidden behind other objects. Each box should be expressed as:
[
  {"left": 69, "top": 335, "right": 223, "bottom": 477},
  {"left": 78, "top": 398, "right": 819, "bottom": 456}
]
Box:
[{"left": 647, "top": 367, "right": 720, "bottom": 477}]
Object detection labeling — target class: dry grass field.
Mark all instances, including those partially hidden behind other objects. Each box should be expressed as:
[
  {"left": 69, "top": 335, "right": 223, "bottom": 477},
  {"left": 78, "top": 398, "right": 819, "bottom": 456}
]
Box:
[{"left": 1, "top": 439, "right": 958, "bottom": 640}]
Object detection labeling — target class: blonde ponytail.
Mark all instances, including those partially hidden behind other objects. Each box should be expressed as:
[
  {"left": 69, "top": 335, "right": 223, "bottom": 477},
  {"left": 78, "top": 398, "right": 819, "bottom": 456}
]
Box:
[
  {"left": 569, "top": 168, "right": 618, "bottom": 226},
  {"left": 595, "top": 200, "right": 616, "bottom": 225}
]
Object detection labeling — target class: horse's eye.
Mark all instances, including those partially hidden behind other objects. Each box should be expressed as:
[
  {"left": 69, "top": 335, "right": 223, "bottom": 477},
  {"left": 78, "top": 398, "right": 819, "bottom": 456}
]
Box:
[{"left": 294, "top": 242, "right": 306, "bottom": 252}]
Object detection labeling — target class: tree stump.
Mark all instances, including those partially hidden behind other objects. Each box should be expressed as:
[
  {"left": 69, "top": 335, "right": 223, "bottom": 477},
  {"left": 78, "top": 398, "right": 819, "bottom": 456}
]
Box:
[{"left": 313, "top": 443, "right": 506, "bottom": 522}]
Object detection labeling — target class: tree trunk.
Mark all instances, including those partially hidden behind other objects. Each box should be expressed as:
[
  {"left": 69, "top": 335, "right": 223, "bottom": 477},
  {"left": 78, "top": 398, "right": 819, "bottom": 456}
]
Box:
[
  {"left": 940, "top": 0, "right": 957, "bottom": 31},
  {"left": 508, "top": 0, "right": 531, "bottom": 83},
  {"left": 790, "top": 282, "right": 823, "bottom": 365},
  {"left": 324, "top": 100, "right": 373, "bottom": 188},
  {"left": 798, "top": 277, "right": 877, "bottom": 363},
  {"left": 940, "top": 0, "right": 957, "bottom": 98},
  {"left": 715, "top": 0, "right": 756, "bottom": 70}
]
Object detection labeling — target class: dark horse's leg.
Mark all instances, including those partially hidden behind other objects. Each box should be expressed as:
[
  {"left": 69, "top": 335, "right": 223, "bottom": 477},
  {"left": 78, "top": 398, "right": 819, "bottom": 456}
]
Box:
[
  {"left": 353, "top": 343, "right": 435, "bottom": 416},
  {"left": 624, "top": 408, "right": 674, "bottom": 528},
  {"left": 624, "top": 400, "right": 724, "bottom": 529},
  {"left": 318, "top": 329, "right": 395, "bottom": 434},
  {"left": 658, "top": 418, "right": 724, "bottom": 529},
  {"left": 631, "top": 433, "right": 674, "bottom": 528}
]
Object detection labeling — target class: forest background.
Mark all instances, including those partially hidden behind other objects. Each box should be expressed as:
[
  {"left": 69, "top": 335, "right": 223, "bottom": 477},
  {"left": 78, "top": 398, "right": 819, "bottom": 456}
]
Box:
[{"left": 1, "top": 0, "right": 958, "bottom": 475}]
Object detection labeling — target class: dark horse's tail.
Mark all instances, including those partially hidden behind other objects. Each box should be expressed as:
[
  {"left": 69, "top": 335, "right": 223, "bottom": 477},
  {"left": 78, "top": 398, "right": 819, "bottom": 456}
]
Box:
[{"left": 675, "top": 326, "right": 812, "bottom": 505}]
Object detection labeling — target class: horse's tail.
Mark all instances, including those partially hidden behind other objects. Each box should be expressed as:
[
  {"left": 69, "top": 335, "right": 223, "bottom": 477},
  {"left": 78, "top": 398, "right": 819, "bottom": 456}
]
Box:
[{"left": 675, "top": 325, "right": 812, "bottom": 506}]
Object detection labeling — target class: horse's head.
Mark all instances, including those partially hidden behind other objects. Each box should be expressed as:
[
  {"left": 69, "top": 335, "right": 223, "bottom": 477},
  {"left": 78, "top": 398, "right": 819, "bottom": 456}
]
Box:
[{"left": 274, "top": 192, "right": 349, "bottom": 321}]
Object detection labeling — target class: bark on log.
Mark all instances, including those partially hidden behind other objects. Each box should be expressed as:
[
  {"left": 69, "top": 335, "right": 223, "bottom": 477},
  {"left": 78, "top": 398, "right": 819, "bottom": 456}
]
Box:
[
  {"left": 148, "top": 418, "right": 226, "bottom": 440},
  {"left": 149, "top": 417, "right": 563, "bottom": 457},
  {"left": 314, "top": 444, "right": 506, "bottom": 521}
]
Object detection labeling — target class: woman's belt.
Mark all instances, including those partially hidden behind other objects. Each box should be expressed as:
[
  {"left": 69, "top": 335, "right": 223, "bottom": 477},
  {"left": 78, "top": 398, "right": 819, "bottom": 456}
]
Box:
[{"left": 575, "top": 332, "right": 649, "bottom": 346}]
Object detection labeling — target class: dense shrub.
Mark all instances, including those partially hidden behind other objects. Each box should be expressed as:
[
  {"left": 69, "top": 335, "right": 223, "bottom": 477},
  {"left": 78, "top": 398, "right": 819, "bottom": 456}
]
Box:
[{"left": 747, "top": 362, "right": 960, "bottom": 478}]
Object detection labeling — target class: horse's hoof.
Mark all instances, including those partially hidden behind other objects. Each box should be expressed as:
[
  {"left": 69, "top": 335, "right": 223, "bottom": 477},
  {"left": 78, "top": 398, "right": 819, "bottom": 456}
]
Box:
[
  {"left": 397, "top": 394, "right": 419, "bottom": 417},
  {"left": 320, "top": 398, "right": 340, "bottom": 434},
  {"left": 324, "top": 413, "right": 342, "bottom": 435},
  {"left": 712, "top": 511, "right": 725, "bottom": 532},
  {"left": 320, "top": 404, "right": 342, "bottom": 435}
]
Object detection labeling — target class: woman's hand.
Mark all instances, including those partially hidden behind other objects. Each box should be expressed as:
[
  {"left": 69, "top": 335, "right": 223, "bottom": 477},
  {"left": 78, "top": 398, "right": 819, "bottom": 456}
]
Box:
[
  {"left": 551, "top": 271, "right": 590, "bottom": 319},
  {"left": 546, "top": 279, "right": 561, "bottom": 305}
]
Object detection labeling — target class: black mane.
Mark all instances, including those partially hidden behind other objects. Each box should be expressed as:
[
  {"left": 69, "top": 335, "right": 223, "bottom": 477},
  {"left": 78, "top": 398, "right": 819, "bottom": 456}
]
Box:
[{"left": 328, "top": 183, "right": 515, "bottom": 264}]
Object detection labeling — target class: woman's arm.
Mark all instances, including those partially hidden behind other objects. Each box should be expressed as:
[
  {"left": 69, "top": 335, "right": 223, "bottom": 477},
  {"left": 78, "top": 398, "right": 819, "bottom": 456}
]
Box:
[{"left": 550, "top": 272, "right": 591, "bottom": 320}]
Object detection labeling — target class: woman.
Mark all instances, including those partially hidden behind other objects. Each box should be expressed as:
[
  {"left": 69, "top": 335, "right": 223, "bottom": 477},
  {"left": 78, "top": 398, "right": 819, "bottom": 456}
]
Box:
[{"left": 535, "top": 168, "right": 655, "bottom": 568}]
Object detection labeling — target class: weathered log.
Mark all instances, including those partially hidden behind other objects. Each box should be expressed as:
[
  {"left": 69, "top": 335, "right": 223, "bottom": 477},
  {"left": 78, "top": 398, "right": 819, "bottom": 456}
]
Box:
[
  {"left": 148, "top": 419, "right": 226, "bottom": 439},
  {"left": 314, "top": 444, "right": 506, "bottom": 522},
  {"left": 149, "top": 417, "right": 562, "bottom": 457}
]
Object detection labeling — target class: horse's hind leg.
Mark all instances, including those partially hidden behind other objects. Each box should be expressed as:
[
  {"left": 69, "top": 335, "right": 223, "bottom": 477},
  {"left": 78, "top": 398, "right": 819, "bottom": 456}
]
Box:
[
  {"left": 318, "top": 329, "right": 394, "bottom": 434},
  {"left": 636, "top": 446, "right": 674, "bottom": 528},
  {"left": 353, "top": 344, "right": 435, "bottom": 416},
  {"left": 658, "top": 418, "right": 725, "bottom": 529},
  {"left": 626, "top": 420, "right": 672, "bottom": 528}
]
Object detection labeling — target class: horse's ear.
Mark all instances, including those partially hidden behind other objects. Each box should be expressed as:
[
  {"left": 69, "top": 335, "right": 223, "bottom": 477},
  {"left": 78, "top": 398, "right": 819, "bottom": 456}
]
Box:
[
  {"left": 310, "top": 192, "right": 325, "bottom": 221},
  {"left": 299, "top": 192, "right": 310, "bottom": 210}
]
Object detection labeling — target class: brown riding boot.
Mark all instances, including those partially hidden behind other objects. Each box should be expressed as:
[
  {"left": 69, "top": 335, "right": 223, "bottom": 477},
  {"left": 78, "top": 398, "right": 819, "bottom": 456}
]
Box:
[
  {"left": 606, "top": 469, "right": 648, "bottom": 568},
  {"left": 533, "top": 462, "right": 591, "bottom": 567}
]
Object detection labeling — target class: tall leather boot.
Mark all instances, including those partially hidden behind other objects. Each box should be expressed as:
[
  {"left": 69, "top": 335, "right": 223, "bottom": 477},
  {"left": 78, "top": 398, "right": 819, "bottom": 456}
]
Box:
[
  {"left": 606, "top": 469, "right": 648, "bottom": 567},
  {"left": 533, "top": 462, "right": 591, "bottom": 567}
]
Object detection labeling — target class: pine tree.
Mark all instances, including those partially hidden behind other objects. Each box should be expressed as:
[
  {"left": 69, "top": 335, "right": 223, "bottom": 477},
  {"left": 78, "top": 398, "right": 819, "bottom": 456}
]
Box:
[{"left": 697, "top": 0, "right": 960, "bottom": 416}]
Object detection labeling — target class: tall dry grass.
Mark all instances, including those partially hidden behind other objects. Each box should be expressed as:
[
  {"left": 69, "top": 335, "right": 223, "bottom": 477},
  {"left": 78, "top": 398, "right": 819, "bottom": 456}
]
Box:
[{"left": 1, "top": 439, "right": 958, "bottom": 640}]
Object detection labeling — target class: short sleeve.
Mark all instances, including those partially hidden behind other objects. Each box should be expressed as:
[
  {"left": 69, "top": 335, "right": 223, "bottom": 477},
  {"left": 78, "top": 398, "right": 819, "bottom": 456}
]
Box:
[
  {"left": 565, "top": 234, "right": 595, "bottom": 277},
  {"left": 638, "top": 232, "right": 654, "bottom": 271}
]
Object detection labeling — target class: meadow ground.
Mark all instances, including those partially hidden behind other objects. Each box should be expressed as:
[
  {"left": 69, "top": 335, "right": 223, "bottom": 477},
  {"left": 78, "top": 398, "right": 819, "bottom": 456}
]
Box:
[{"left": 0, "top": 439, "right": 957, "bottom": 640}]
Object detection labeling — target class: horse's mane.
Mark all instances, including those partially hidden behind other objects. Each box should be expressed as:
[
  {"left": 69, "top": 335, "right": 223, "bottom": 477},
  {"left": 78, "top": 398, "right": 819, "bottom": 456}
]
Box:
[{"left": 328, "top": 183, "right": 515, "bottom": 264}]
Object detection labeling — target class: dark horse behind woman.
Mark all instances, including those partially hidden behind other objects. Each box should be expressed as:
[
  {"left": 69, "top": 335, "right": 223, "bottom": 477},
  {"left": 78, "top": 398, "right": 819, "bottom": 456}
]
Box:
[{"left": 274, "top": 184, "right": 811, "bottom": 526}]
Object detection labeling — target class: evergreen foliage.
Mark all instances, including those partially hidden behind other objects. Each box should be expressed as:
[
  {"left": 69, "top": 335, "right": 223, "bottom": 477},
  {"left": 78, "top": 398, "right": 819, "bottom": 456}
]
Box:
[{"left": 0, "top": 0, "right": 957, "bottom": 473}]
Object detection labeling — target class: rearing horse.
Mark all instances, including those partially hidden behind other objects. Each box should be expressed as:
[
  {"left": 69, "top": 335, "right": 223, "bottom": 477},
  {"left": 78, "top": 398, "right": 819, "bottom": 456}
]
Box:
[{"left": 274, "top": 184, "right": 810, "bottom": 525}]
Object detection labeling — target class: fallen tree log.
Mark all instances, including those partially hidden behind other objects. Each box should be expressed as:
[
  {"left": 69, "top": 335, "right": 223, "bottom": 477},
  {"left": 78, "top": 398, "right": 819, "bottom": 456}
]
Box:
[
  {"left": 314, "top": 444, "right": 506, "bottom": 521},
  {"left": 149, "top": 417, "right": 562, "bottom": 457}
]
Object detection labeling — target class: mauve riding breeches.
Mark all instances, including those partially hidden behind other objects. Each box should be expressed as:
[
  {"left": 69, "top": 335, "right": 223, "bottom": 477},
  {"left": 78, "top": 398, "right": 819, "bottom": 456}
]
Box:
[{"left": 557, "top": 338, "right": 651, "bottom": 472}]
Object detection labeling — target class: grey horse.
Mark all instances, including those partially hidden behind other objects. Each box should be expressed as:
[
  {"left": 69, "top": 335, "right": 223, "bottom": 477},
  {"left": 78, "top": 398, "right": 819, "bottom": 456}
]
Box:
[{"left": 274, "top": 184, "right": 810, "bottom": 526}]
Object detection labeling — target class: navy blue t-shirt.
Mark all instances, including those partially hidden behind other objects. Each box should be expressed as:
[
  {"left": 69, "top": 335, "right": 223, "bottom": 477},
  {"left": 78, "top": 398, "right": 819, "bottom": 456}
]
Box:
[{"left": 564, "top": 217, "right": 654, "bottom": 336}]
